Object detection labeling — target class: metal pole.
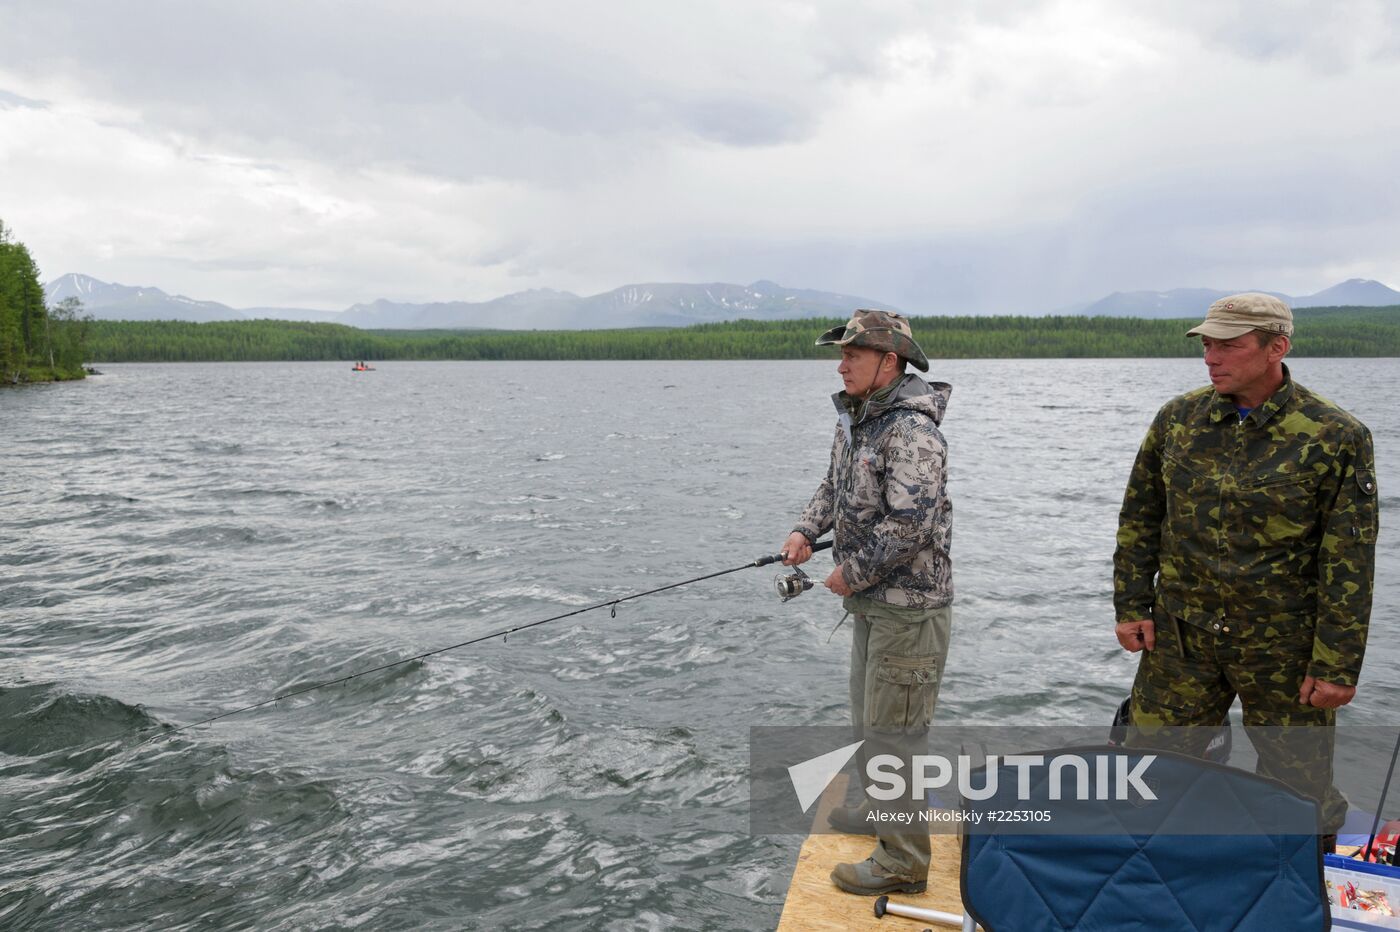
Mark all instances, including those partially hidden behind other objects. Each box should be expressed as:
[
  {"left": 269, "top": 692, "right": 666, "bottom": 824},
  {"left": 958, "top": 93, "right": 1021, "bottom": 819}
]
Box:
[{"left": 874, "top": 895, "right": 974, "bottom": 929}]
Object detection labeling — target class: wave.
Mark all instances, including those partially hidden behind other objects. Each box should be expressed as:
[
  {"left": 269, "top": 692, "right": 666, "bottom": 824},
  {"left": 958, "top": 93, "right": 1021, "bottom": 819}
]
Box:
[
  {"left": 301, "top": 497, "right": 356, "bottom": 512},
  {"left": 1, "top": 685, "right": 350, "bottom": 930},
  {"left": 487, "top": 584, "right": 595, "bottom": 607},
  {"left": 58, "top": 492, "right": 140, "bottom": 504},
  {"left": 464, "top": 726, "right": 715, "bottom": 806},
  {"left": 274, "top": 655, "right": 430, "bottom": 701},
  {"left": 186, "top": 440, "right": 245, "bottom": 455},
  {"left": 0, "top": 683, "right": 161, "bottom": 758},
  {"left": 160, "top": 523, "right": 291, "bottom": 546},
  {"left": 74, "top": 571, "right": 187, "bottom": 595},
  {"left": 208, "top": 486, "right": 306, "bottom": 500}
]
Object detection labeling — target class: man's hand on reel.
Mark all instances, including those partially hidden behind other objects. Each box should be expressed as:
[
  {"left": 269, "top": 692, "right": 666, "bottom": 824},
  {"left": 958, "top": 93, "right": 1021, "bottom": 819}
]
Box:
[{"left": 781, "top": 532, "right": 813, "bottom": 566}]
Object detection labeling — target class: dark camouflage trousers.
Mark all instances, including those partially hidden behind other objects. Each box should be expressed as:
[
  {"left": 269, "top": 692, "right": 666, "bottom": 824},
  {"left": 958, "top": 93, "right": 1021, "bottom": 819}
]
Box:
[
  {"left": 1127, "top": 612, "right": 1347, "bottom": 832},
  {"left": 846, "top": 594, "right": 954, "bottom": 878}
]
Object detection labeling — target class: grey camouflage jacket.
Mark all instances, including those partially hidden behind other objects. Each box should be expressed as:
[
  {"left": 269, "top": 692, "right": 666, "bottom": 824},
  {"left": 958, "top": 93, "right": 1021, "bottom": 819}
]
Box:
[{"left": 794, "top": 374, "right": 953, "bottom": 609}]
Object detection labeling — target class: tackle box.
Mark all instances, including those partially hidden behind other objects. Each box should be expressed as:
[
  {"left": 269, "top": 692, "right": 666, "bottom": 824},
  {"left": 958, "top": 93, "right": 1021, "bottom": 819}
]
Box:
[{"left": 1327, "top": 854, "right": 1400, "bottom": 929}]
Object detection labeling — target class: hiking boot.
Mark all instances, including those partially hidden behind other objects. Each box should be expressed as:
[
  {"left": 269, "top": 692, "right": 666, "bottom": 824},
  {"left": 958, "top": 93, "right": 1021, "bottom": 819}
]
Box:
[
  {"left": 830, "top": 857, "right": 927, "bottom": 896},
  {"left": 826, "top": 805, "right": 875, "bottom": 835}
]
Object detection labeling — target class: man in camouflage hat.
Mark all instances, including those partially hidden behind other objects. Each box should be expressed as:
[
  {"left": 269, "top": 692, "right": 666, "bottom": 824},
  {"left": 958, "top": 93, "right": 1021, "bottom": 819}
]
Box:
[
  {"left": 781, "top": 308, "right": 954, "bottom": 895},
  {"left": 1114, "top": 292, "right": 1379, "bottom": 840}
]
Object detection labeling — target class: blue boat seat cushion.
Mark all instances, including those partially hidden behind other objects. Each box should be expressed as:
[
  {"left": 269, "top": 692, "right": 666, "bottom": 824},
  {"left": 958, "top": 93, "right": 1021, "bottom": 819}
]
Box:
[{"left": 959, "top": 747, "right": 1327, "bottom": 932}]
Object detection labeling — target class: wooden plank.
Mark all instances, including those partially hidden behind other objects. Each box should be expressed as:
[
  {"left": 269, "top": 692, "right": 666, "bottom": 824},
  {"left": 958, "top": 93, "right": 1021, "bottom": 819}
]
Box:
[{"left": 777, "top": 784, "right": 966, "bottom": 932}]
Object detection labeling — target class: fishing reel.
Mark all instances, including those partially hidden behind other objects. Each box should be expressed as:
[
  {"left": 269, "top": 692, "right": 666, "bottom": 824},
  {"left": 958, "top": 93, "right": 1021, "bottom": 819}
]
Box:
[{"left": 775, "top": 565, "right": 815, "bottom": 602}]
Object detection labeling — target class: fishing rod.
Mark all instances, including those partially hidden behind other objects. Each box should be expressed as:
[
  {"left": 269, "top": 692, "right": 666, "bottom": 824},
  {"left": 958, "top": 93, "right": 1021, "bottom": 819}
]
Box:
[
  {"left": 1361, "top": 729, "right": 1400, "bottom": 863},
  {"left": 141, "top": 539, "right": 833, "bottom": 744}
]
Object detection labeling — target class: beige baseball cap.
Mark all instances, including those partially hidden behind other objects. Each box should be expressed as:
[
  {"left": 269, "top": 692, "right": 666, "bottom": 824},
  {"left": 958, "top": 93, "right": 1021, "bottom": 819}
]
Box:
[{"left": 1186, "top": 292, "right": 1294, "bottom": 340}]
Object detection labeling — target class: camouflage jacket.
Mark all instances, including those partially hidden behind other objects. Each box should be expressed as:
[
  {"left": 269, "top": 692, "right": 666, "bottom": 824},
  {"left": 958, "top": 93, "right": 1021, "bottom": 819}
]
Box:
[
  {"left": 795, "top": 374, "right": 953, "bottom": 609},
  {"left": 1114, "top": 367, "right": 1379, "bottom": 686}
]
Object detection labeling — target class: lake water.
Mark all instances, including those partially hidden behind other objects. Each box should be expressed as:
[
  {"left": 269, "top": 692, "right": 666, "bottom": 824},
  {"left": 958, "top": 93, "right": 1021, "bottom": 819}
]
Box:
[{"left": 3, "top": 358, "right": 1397, "bottom": 929}]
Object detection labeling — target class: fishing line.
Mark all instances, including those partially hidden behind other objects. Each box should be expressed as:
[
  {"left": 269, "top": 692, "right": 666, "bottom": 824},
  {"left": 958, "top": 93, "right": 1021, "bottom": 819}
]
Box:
[{"left": 139, "top": 539, "right": 832, "bottom": 744}]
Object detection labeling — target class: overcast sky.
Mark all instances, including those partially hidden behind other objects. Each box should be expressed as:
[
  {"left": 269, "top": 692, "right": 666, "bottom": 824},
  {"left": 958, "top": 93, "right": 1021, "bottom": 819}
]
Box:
[{"left": 1, "top": 1, "right": 1397, "bottom": 313}]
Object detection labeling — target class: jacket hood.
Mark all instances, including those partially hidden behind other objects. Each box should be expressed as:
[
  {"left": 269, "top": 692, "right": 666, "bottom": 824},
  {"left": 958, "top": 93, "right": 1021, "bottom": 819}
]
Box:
[{"left": 834, "top": 373, "right": 951, "bottom": 427}]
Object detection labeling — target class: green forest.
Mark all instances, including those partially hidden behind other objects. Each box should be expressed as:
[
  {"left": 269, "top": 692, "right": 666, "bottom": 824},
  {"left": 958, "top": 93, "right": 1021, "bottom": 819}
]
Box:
[
  {"left": 0, "top": 220, "right": 89, "bottom": 384},
  {"left": 87, "top": 305, "right": 1400, "bottom": 363},
  {"left": 6, "top": 213, "right": 1398, "bottom": 371}
]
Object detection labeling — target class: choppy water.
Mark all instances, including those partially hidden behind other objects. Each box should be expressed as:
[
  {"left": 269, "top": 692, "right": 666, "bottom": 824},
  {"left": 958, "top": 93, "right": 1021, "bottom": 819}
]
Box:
[{"left": 3, "top": 358, "right": 1397, "bottom": 930}]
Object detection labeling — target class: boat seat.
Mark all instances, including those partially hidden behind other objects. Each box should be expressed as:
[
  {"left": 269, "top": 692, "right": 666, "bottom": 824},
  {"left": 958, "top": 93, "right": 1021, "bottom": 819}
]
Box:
[{"left": 958, "top": 746, "right": 1327, "bottom": 931}]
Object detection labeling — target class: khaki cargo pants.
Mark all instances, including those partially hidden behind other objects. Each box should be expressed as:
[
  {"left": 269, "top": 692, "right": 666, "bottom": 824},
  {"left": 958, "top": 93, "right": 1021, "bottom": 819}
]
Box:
[{"left": 845, "top": 594, "right": 954, "bottom": 879}]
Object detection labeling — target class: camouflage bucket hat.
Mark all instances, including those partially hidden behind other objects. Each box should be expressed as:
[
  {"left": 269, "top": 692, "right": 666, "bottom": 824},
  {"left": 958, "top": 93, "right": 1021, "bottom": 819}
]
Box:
[
  {"left": 1186, "top": 292, "right": 1294, "bottom": 340},
  {"left": 815, "top": 308, "right": 929, "bottom": 372}
]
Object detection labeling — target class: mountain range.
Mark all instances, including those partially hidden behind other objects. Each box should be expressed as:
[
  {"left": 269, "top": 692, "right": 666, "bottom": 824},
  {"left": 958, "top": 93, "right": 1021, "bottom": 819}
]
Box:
[
  {"left": 1062, "top": 279, "right": 1400, "bottom": 317},
  {"left": 43, "top": 274, "right": 896, "bottom": 329},
  {"left": 43, "top": 273, "right": 1400, "bottom": 328}
]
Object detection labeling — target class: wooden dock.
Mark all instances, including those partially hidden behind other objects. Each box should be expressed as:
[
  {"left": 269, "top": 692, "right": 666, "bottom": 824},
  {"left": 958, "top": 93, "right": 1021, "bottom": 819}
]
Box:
[
  {"left": 777, "top": 782, "right": 966, "bottom": 930},
  {"left": 777, "top": 831, "right": 965, "bottom": 930}
]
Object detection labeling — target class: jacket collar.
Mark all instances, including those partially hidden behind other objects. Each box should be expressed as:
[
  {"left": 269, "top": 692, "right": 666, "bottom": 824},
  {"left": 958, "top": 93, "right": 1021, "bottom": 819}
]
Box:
[
  {"left": 1209, "top": 363, "right": 1294, "bottom": 426},
  {"left": 833, "top": 373, "right": 909, "bottom": 425}
]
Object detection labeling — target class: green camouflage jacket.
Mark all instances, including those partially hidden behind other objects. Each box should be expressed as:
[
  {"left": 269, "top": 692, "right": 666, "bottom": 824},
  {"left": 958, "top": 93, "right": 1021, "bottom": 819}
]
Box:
[
  {"left": 795, "top": 374, "right": 953, "bottom": 609},
  {"left": 1114, "top": 367, "right": 1379, "bottom": 686}
]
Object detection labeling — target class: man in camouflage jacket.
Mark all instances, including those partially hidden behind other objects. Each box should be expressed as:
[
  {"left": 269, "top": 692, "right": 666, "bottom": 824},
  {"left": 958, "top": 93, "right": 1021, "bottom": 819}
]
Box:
[
  {"left": 1114, "top": 293, "right": 1379, "bottom": 834},
  {"left": 782, "top": 308, "right": 953, "bottom": 896}
]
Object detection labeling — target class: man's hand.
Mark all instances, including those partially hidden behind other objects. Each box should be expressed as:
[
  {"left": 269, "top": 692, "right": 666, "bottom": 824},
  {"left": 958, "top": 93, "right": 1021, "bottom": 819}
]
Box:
[
  {"left": 1116, "top": 619, "right": 1156, "bottom": 652},
  {"left": 781, "top": 532, "right": 813, "bottom": 566},
  {"left": 823, "top": 565, "right": 853, "bottom": 597},
  {"left": 1299, "top": 676, "right": 1356, "bottom": 709}
]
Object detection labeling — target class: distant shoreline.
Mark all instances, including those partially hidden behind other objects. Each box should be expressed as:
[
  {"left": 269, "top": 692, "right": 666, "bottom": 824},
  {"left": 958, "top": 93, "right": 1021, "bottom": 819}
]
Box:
[
  {"left": 0, "top": 366, "right": 87, "bottom": 386},
  {"left": 85, "top": 306, "right": 1400, "bottom": 363}
]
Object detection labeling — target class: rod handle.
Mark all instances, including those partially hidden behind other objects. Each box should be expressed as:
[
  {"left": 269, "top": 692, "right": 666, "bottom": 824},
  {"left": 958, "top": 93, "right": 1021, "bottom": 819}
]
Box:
[{"left": 756, "top": 538, "right": 833, "bottom": 567}]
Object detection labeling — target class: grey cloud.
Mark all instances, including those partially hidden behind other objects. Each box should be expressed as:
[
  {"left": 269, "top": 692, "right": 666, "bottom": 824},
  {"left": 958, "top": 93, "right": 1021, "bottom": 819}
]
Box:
[
  {"left": 472, "top": 240, "right": 532, "bottom": 268},
  {"left": 0, "top": 3, "right": 1133, "bottom": 180},
  {"left": 0, "top": 2, "right": 879, "bottom": 181},
  {"left": 172, "top": 256, "right": 282, "bottom": 273},
  {"left": 0, "top": 88, "right": 47, "bottom": 109},
  {"left": 1158, "top": 0, "right": 1400, "bottom": 67},
  {"left": 5, "top": 1, "right": 1398, "bottom": 313},
  {"left": 661, "top": 145, "right": 1400, "bottom": 315},
  {"left": 679, "top": 94, "right": 812, "bottom": 146}
]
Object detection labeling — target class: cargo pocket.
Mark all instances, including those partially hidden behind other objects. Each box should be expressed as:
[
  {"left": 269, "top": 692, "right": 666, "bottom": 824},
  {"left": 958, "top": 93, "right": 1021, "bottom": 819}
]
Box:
[
  {"left": 1131, "top": 625, "right": 1230, "bottom": 726},
  {"left": 1131, "top": 674, "right": 1204, "bottom": 720},
  {"left": 1238, "top": 470, "right": 1320, "bottom": 547},
  {"left": 1149, "top": 607, "right": 1185, "bottom": 659},
  {"left": 869, "top": 655, "right": 940, "bottom": 729}
]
